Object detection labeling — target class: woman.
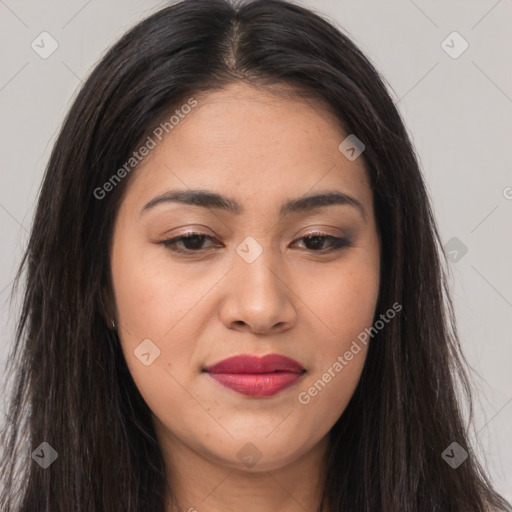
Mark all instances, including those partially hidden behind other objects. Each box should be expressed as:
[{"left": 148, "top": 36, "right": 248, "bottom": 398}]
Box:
[{"left": 1, "top": 0, "right": 510, "bottom": 510}]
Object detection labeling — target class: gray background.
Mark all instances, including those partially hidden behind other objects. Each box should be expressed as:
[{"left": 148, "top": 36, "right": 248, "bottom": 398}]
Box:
[{"left": 1, "top": 0, "right": 511, "bottom": 501}]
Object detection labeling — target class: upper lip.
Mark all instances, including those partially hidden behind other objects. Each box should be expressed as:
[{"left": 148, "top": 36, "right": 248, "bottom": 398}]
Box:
[{"left": 204, "top": 354, "right": 305, "bottom": 374}]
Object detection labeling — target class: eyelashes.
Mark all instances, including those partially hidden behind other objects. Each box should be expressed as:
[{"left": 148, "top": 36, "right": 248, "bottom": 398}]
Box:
[
  {"left": 161, "top": 232, "right": 217, "bottom": 253},
  {"left": 159, "top": 231, "right": 351, "bottom": 255}
]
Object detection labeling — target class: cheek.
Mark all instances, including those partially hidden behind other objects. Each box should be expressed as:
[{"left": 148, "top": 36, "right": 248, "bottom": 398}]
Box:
[
  {"left": 110, "top": 234, "right": 195, "bottom": 389},
  {"left": 304, "top": 249, "right": 380, "bottom": 347},
  {"left": 112, "top": 249, "right": 207, "bottom": 435},
  {"left": 293, "top": 249, "right": 379, "bottom": 418},
  {"left": 111, "top": 234, "right": 208, "bottom": 340},
  {"left": 308, "top": 271, "right": 378, "bottom": 336}
]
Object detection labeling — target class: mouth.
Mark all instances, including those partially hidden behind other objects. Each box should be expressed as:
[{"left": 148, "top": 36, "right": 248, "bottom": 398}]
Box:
[{"left": 203, "top": 353, "right": 306, "bottom": 398}]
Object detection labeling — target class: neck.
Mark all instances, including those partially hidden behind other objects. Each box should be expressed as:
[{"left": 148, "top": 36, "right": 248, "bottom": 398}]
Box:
[{"left": 157, "top": 426, "right": 329, "bottom": 512}]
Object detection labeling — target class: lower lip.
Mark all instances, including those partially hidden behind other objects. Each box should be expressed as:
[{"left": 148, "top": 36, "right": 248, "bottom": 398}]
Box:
[{"left": 206, "top": 372, "right": 304, "bottom": 397}]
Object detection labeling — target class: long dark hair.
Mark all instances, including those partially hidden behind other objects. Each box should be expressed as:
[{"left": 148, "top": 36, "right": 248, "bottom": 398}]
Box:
[{"left": 1, "top": 0, "right": 510, "bottom": 510}]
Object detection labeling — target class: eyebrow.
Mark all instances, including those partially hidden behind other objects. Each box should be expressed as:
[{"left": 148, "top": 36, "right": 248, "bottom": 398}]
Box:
[{"left": 140, "top": 189, "right": 366, "bottom": 220}]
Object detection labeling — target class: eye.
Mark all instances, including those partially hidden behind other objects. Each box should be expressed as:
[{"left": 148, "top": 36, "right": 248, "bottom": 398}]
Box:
[
  {"left": 160, "top": 232, "right": 220, "bottom": 253},
  {"left": 291, "top": 232, "right": 351, "bottom": 252},
  {"left": 160, "top": 230, "right": 351, "bottom": 254}
]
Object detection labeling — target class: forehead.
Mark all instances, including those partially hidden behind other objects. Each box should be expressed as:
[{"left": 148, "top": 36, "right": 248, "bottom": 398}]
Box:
[{"left": 121, "top": 82, "right": 372, "bottom": 216}]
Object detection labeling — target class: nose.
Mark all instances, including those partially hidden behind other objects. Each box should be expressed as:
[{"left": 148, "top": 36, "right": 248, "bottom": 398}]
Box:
[{"left": 218, "top": 248, "right": 298, "bottom": 335}]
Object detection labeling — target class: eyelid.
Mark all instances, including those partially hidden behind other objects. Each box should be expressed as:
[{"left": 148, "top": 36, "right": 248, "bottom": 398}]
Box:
[{"left": 159, "top": 229, "right": 352, "bottom": 254}]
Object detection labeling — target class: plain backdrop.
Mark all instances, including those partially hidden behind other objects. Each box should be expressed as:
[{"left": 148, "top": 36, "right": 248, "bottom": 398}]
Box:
[{"left": 1, "top": 0, "right": 511, "bottom": 502}]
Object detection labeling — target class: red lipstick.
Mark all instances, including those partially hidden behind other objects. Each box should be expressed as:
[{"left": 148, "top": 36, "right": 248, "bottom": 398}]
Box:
[{"left": 204, "top": 354, "right": 305, "bottom": 397}]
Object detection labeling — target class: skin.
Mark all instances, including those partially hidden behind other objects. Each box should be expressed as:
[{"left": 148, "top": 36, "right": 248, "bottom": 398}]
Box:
[{"left": 110, "top": 82, "right": 381, "bottom": 512}]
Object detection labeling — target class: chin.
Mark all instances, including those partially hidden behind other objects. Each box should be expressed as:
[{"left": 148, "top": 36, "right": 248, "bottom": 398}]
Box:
[{"left": 202, "top": 434, "right": 315, "bottom": 473}]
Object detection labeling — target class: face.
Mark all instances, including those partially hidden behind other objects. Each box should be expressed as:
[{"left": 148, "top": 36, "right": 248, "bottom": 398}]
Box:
[{"left": 110, "top": 82, "right": 380, "bottom": 473}]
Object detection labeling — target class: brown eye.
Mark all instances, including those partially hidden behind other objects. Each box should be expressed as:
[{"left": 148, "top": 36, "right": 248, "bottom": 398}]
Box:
[
  {"left": 160, "top": 232, "right": 220, "bottom": 253},
  {"left": 160, "top": 231, "right": 351, "bottom": 255},
  {"left": 292, "top": 232, "right": 351, "bottom": 252}
]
